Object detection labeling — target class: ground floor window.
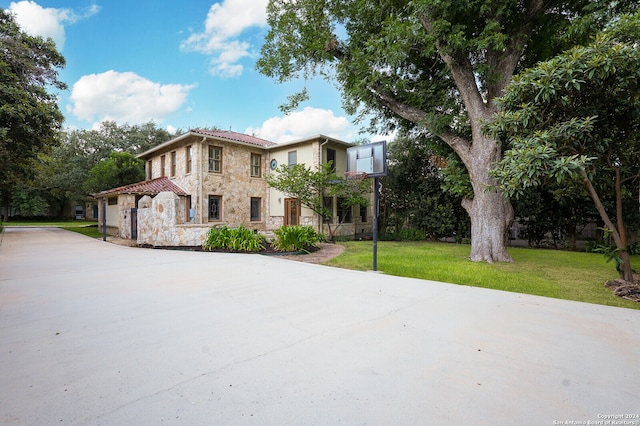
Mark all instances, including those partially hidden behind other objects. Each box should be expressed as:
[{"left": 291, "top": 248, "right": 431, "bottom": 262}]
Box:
[
  {"left": 360, "top": 204, "right": 367, "bottom": 223},
  {"left": 250, "top": 197, "right": 261, "bottom": 221},
  {"left": 323, "top": 197, "right": 333, "bottom": 223},
  {"left": 208, "top": 195, "right": 221, "bottom": 221},
  {"left": 337, "top": 198, "right": 352, "bottom": 223}
]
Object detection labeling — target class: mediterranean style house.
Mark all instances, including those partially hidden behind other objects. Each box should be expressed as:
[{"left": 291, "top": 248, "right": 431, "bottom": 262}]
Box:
[{"left": 94, "top": 129, "right": 373, "bottom": 246}]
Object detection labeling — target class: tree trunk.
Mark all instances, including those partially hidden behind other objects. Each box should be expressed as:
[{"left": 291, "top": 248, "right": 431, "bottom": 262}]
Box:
[
  {"left": 459, "top": 132, "right": 515, "bottom": 262},
  {"left": 463, "top": 189, "right": 514, "bottom": 262},
  {"left": 581, "top": 169, "right": 634, "bottom": 281},
  {"left": 619, "top": 250, "right": 634, "bottom": 282}
]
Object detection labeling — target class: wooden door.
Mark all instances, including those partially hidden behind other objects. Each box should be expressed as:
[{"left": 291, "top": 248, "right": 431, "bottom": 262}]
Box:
[{"left": 284, "top": 198, "right": 300, "bottom": 226}]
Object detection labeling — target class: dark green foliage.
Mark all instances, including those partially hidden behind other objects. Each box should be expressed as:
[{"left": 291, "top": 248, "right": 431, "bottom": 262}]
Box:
[
  {"left": 380, "top": 228, "right": 428, "bottom": 242},
  {"left": 0, "top": 9, "right": 66, "bottom": 217},
  {"left": 511, "top": 186, "right": 600, "bottom": 250},
  {"left": 488, "top": 12, "right": 640, "bottom": 279},
  {"left": 272, "top": 225, "right": 324, "bottom": 253},
  {"left": 7, "top": 185, "right": 49, "bottom": 217},
  {"left": 202, "top": 226, "right": 266, "bottom": 252},
  {"left": 381, "top": 134, "right": 469, "bottom": 241},
  {"left": 84, "top": 152, "right": 145, "bottom": 194}
]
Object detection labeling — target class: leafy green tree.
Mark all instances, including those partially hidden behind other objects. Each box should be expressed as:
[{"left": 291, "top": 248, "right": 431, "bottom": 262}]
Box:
[
  {"left": 382, "top": 134, "right": 469, "bottom": 240},
  {"left": 267, "top": 162, "right": 369, "bottom": 239},
  {"left": 257, "top": 0, "right": 635, "bottom": 262},
  {"left": 84, "top": 151, "right": 145, "bottom": 194},
  {"left": 488, "top": 14, "right": 640, "bottom": 281},
  {"left": 36, "top": 121, "right": 175, "bottom": 216},
  {"left": 8, "top": 183, "right": 49, "bottom": 218},
  {"left": 0, "top": 9, "right": 66, "bottom": 220}
]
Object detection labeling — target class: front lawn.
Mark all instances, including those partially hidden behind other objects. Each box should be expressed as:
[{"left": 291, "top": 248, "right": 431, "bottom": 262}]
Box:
[
  {"left": 1, "top": 220, "right": 102, "bottom": 238},
  {"left": 2, "top": 220, "right": 96, "bottom": 228},
  {"left": 324, "top": 241, "right": 640, "bottom": 309}
]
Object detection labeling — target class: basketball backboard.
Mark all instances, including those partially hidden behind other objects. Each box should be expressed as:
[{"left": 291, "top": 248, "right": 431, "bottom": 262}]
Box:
[{"left": 346, "top": 141, "right": 387, "bottom": 177}]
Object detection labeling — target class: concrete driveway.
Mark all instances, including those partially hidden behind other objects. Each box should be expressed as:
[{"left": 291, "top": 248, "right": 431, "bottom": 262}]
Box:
[{"left": 1, "top": 227, "right": 638, "bottom": 425}]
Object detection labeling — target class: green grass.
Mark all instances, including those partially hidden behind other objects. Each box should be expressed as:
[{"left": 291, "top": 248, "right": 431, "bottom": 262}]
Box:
[
  {"left": 2, "top": 220, "right": 96, "bottom": 228},
  {"left": 1, "top": 220, "right": 103, "bottom": 238},
  {"left": 60, "top": 224, "right": 103, "bottom": 238},
  {"left": 325, "top": 241, "right": 640, "bottom": 310}
]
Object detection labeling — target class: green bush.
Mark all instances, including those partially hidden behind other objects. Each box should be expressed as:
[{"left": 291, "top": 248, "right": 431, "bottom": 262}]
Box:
[
  {"left": 273, "top": 225, "right": 324, "bottom": 253},
  {"left": 227, "top": 226, "right": 266, "bottom": 252},
  {"left": 203, "top": 225, "right": 265, "bottom": 252},
  {"left": 203, "top": 226, "right": 232, "bottom": 250}
]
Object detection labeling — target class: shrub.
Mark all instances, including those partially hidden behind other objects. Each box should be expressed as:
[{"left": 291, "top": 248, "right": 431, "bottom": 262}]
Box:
[
  {"left": 227, "top": 226, "right": 266, "bottom": 252},
  {"left": 203, "top": 225, "right": 265, "bottom": 252},
  {"left": 203, "top": 226, "right": 232, "bottom": 250},
  {"left": 273, "top": 225, "right": 324, "bottom": 253}
]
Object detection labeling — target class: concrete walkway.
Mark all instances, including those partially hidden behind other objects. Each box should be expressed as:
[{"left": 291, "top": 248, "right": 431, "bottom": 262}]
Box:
[{"left": 1, "top": 227, "right": 638, "bottom": 425}]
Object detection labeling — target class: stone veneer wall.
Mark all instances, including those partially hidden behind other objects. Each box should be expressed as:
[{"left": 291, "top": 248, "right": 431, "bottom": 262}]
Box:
[
  {"left": 146, "top": 135, "right": 268, "bottom": 229},
  {"left": 137, "top": 192, "right": 211, "bottom": 247}
]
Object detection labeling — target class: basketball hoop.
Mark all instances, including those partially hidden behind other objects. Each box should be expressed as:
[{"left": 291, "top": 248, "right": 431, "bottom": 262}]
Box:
[{"left": 344, "top": 170, "right": 368, "bottom": 180}]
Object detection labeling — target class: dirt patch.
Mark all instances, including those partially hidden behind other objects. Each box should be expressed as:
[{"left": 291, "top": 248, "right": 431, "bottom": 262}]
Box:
[
  {"left": 105, "top": 237, "right": 345, "bottom": 264},
  {"left": 270, "top": 243, "right": 345, "bottom": 264},
  {"left": 605, "top": 275, "right": 640, "bottom": 303}
]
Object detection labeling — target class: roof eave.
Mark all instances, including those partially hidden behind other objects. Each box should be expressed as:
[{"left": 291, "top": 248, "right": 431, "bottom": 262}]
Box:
[
  {"left": 137, "top": 132, "right": 198, "bottom": 159},
  {"left": 267, "top": 134, "right": 353, "bottom": 150},
  {"left": 137, "top": 131, "right": 277, "bottom": 159}
]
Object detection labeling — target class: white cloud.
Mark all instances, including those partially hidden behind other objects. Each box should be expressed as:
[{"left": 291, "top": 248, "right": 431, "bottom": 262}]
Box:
[
  {"left": 8, "top": 1, "right": 99, "bottom": 49},
  {"left": 246, "top": 107, "right": 354, "bottom": 144},
  {"left": 181, "top": 0, "right": 268, "bottom": 78},
  {"left": 68, "top": 70, "right": 195, "bottom": 126}
]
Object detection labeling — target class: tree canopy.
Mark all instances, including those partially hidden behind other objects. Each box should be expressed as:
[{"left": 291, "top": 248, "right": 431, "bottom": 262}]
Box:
[
  {"left": 488, "top": 12, "right": 640, "bottom": 280},
  {"left": 257, "top": 0, "right": 636, "bottom": 263},
  {"left": 0, "top": 9, "right": 66, "bottom": 217},
  {"left": 84, "top": 151, "right": 145, "bottom": 194}
]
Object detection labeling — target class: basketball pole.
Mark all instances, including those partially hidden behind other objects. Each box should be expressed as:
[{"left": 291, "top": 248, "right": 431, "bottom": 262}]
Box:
[{"left": 373, "top": 176, "right": 379, "bottom": 271}]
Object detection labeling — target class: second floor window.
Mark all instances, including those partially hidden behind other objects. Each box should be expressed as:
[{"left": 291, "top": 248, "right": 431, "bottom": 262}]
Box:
[
  {"left": 186, "top": 146, "right": 192, "bottom": 174},
  {"left": 170, "top": 151, "right": 176, "bottom": 177},
  {"left": 161, "top": 155, "right": 166, "bottom": 177},
  {"left": 209, "top": 146, "right": 222, "bottom": 173},
  {"left": 250, "top": 153, "right": 261, "bottom": 177},
  {"left": 327, "top": 148, "right": 336, "bottom": 172},
  {"left": 288, "top": 150, "right": 297, "bottom": 169}
]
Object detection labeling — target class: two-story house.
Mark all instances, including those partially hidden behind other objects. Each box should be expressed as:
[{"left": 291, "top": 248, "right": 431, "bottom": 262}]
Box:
[{"left": 94, "top": 129, "right": 372, "bottom": 245}]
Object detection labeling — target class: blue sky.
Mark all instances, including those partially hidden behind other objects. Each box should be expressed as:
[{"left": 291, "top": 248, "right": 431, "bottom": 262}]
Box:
[{"left": 2, "top": 0, "right": 384, "bottom": 143}]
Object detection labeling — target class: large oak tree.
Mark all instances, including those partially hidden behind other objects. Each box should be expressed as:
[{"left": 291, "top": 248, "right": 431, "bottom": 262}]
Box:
[
  {"left": 0, "top": 9, "right": 66, "bottom": 219},
  {"left": 257, "top": 0, "right": 635, "bottom": 262}
]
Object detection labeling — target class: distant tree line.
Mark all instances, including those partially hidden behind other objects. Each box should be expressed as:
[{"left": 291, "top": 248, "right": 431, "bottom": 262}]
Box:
[{"left": 2, "top": 121, "right": 175, "bottom": 219}]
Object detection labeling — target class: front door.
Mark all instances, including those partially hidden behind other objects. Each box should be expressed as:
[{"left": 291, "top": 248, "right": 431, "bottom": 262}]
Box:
[{"left": 284, "top": 198, "right": 300, "bottom": 226}]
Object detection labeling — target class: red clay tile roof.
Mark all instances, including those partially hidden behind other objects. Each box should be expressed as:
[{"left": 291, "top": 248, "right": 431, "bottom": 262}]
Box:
[
  {"left": 191, "top": 129, "right": 277, "bottom": 147},
  {"left": 93, "top": 177, "right": 187, "bottom": 198}
]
